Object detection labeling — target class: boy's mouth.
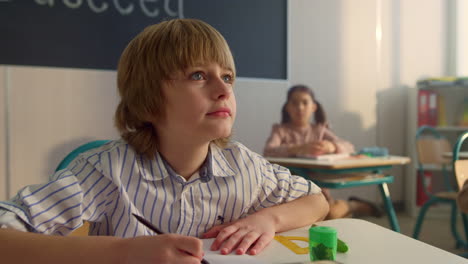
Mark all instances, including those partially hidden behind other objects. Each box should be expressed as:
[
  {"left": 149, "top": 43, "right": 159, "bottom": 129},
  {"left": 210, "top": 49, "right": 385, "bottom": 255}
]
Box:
[{"left": 207, "top": 107, "right": 231, "bottom": 117}]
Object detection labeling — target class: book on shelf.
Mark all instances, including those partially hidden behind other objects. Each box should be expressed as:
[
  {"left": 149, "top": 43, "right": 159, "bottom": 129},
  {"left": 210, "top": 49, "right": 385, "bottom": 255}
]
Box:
[
  {"left": 436, "top": 93, "right": 446, "bottom": 126},
  {"left": 427, "top": 91, "right": 438, "bottom": 126},
  {"left": 418, "top": 90, "right": 429, "bottom": 127},
  {"left": 418, "top": 90, "right": 438, "bottom": 127}
]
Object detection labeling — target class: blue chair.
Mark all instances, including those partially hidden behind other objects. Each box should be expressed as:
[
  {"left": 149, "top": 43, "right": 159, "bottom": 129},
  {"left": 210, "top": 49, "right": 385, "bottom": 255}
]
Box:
[
  {"left": 55, "top": 140, "right": 111, "bottom": 172},
  {"left": 55, "top": 140, "right": 111, "bottom": 236},
  {"left": 412, "top": 126, "right": 468, "bottom": 249}
]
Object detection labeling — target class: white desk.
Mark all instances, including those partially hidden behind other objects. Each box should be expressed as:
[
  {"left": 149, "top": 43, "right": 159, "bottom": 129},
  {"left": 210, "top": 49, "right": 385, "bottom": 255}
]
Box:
[{"left": 256, "top": 218, "right": 466, "bottom": 264}]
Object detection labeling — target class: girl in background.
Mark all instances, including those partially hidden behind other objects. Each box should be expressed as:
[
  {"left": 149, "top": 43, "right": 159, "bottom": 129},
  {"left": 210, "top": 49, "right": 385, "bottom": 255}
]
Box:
[{"left": 264, "top": 84, "right": 382, "bottom": 219}]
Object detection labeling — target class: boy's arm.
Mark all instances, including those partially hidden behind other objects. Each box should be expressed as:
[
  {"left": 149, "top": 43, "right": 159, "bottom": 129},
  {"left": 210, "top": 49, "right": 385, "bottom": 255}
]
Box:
[
  {"left": 254, "top": 192, "right": 329, "bottom": 232},
  {"left": 0, "top": 228, "right": 204, "bottom": 264},
  {"left": 0, "top": 228, "right": 121, "bottom": 264},
  {"left": 205, "top": 192, "right": 329, "bottom": 255}
]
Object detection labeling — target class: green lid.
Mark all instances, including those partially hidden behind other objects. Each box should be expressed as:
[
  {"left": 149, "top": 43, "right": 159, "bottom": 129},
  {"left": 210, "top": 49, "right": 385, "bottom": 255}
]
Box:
[
  {"left": 309, "top": 226, "right": 337, "bottom": 261},
  {"left": 309, "top": 226, "right": 337, "bottom": 248}
]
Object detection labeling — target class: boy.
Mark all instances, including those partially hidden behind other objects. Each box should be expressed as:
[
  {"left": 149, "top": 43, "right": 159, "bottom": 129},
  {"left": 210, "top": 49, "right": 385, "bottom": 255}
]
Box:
[{"left": 0, "top": 19, "right": 328, "bottom": 264}]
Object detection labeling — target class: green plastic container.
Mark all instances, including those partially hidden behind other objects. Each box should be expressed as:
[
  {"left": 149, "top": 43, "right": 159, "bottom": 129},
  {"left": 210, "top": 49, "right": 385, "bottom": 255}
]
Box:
[{"left": 309, "top": 226, "right": 337, "bottom": 261}]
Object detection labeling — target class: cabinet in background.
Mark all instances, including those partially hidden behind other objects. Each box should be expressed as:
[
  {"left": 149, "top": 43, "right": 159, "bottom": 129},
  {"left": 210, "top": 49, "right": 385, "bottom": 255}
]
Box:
[{"left": 406, "top": 79, "right": 468, "bottom": 217}]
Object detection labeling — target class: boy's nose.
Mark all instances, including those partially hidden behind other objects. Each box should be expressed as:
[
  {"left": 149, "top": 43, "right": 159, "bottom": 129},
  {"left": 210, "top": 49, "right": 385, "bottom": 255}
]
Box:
[{"left": 212, "top": 78, "right": 232, "bottom": 100}]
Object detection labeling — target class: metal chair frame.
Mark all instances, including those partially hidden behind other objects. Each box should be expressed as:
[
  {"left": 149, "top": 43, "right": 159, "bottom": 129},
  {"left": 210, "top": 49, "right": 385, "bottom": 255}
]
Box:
[{"left": 412, "top": 126, "right": 468, "bottom": 249}]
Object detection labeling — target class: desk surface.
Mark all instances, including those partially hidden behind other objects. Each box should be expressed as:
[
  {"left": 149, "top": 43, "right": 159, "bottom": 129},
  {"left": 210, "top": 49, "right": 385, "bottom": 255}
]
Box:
[
  {"left": 256, "top": 218, "right": 466, "bottom": 264},
  {"left": 266, "top": 155, "right": 410, "bottom": 170}
]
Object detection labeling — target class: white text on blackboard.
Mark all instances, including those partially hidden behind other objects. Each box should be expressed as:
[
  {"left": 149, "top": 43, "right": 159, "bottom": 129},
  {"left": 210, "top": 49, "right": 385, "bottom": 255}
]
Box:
[{"left": 34, "top": 0, "right": 184, "bottom": 18}]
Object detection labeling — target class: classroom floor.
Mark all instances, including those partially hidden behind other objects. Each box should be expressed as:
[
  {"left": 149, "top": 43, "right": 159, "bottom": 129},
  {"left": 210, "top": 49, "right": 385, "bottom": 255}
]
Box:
[{"left": 360, "top": 212, "right": 468, "bottom": 257}]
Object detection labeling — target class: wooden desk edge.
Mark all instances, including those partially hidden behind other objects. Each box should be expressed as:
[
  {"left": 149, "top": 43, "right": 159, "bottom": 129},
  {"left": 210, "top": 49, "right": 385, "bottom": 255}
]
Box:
[{"left": 265, "top": 156, "right": 411, "bottom": 170}]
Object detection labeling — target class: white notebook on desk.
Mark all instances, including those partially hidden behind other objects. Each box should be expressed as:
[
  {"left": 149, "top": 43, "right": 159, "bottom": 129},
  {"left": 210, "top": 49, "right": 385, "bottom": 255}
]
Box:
[
  {"left": 202, "top": 238, "right": 268, "bottom": 264},
  {"left": 298, "top": 153, "right": 350, "bottom": 161}
]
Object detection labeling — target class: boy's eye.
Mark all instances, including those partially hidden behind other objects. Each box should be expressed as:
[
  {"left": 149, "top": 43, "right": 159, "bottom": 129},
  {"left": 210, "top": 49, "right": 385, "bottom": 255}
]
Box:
[
  {"left": 222, "top": 74, "right": 234, "bottom": 83},
  {"left": 190, "top": 72, "right": 204, "bottom": 80}
]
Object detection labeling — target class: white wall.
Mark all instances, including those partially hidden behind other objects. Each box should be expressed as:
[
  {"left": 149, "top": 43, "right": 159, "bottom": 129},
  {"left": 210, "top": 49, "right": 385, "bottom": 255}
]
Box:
[
  {"left": 289, "top": 0, "right": 383, "bottom": 201},
  {"left": 289, "top": 0, "right": 448, "bottom": 205},
  {"left": 232, "top": 78, "right": 289, "bottom": 154},
  {"left": 399, "top": 0, "right": 448, "bottom": 216},
  {"left": 5, "top": 66, "right": 120, "bottom": 196},
  {"left": 456, "top": 0, "right": 468, "bottom": 75}
]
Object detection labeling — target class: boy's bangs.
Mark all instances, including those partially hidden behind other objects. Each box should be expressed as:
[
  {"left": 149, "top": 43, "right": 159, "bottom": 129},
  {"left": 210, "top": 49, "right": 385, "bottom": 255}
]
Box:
[
  {"left": 188, "top": 38, "right": 234, "bottom": 71},
  {"left": 159, "top": 21, "right": 235, "bottom": 78}
]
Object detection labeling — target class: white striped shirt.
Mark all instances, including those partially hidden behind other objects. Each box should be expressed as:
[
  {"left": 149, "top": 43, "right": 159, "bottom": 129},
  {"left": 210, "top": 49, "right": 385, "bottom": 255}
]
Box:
[{"left": 0, "top": 140, "right": 320, "bottom": 237}]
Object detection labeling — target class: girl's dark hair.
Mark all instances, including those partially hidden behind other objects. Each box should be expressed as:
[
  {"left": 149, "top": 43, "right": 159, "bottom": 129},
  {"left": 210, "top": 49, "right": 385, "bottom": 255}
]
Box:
[{"left": 281, "top": 84, "right": 327, "bottom": 125}]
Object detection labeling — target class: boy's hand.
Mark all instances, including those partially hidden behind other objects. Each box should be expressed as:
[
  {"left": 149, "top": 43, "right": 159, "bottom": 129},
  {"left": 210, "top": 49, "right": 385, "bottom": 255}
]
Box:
[
  {"left": 202, "top": 213, "right": 275, "bottom": 255},
  {"left": 120, "top": 234, "right": 204, "bottom": 264}
]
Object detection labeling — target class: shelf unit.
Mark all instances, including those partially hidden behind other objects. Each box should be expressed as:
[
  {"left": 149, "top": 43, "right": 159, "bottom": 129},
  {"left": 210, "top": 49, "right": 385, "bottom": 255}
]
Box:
[{"left": 406, "top": 82, "right": 468, "bottom": 217}]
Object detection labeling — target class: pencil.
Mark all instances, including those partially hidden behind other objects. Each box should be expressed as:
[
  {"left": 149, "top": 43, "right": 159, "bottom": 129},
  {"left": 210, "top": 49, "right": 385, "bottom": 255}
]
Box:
[
  {"left": 133, "top": 213, "right": 164, "bottom": 234},
  {"left": 132, "top": 213, "right": 210, "bottom": 264}
]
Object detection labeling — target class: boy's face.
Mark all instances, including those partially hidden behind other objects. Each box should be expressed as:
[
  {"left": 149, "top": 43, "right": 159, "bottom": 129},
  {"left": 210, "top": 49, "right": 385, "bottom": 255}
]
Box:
[{"left": 157, "top": 62, "right": 236, "bottom": 145}]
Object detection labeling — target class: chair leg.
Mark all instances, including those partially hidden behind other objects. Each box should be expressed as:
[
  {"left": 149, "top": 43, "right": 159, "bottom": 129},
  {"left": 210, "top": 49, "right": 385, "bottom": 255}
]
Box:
[
  {"left": 413, "top": 198, "right": 438, "bottom": 239},
  {"left": 462, "top": 213, "right": 468, "bottom": 247},
  {"left": 451, "top": 203, "right": 468, "bottom": 249},
  {"left": 378, "top": 183, "right": 400, "bottom": 232}
]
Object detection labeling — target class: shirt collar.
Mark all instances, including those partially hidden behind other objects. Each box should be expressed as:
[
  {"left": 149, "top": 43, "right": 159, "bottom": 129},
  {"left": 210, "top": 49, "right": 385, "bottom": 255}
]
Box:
[{"left": 141, "top": 142, "right": 236, "bottom": 182}]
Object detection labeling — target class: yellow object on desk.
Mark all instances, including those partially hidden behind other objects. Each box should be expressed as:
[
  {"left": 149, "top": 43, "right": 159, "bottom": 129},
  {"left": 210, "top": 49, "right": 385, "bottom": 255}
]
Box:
[
  {"left": 274, "top": 235, "right": 309, "bottom": 254},
  {"left": 274, "top": 235, "right": 349, "bottom": 255}
]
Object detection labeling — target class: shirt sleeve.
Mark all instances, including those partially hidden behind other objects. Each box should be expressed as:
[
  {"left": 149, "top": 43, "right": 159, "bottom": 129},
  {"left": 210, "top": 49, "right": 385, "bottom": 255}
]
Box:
[
  {"left": 0, "top": 155, "right": 116, "bottom": 235},
  {"left": 248, "top": 158, "right": 321, "bottom": 213},
  {"left": 263, "top": 124, "right": 292, "bottom": 157}
]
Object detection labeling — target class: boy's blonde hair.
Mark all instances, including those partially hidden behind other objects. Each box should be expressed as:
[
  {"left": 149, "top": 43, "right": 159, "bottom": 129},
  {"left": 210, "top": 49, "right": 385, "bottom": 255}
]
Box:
[{"left": 115, "top": 19, "right": 236, "bottom": 159}]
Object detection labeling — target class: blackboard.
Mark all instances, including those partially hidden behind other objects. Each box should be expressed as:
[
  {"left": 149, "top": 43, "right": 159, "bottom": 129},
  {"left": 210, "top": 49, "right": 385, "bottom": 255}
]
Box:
[{"left": 0, "top": 0, "right": 287, "bottom": 79}]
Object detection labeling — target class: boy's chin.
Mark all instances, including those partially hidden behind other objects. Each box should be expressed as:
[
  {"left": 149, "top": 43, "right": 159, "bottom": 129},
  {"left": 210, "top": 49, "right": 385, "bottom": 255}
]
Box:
[{"left": 211, "top": 129, "right": 232, "bottom": 140}]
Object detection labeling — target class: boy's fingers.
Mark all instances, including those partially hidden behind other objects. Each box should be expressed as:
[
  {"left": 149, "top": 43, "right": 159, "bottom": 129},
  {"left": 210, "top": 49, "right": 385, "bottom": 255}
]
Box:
[
  {"left": 202, "top": 225, "right": 223, "bottom": 238},
  {"left": 248, "top": 234, "right": 272, "bottom": 255},
  {"left": 175, "top": 236, "right": 204, "bottom": 258},
  {"left": 178, "top": 255, "right": 204, "bottom": 264},
  {"left": 218, "top": 228, "right": 251, "bottom": 255},
  {"left": 210, "top": 225, "right": 239, "bottom": 251},
  {"left": 234, "top": 231, "right": 261, "bottom": 255}
]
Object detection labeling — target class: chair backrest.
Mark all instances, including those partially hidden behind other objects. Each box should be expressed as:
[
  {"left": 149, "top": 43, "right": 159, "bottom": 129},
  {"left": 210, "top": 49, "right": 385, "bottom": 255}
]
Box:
[
  {"left": 453, "top": 131, "right": 468, "bottom": 191},
  {"left": 55, "top": 140, "right": 111, "bottom": 172},
  {"left": 415, "top": 126, "right": 454, "bottom": 194},
  {"left": 416, "top": 126, "right": 451, "bottom": 166},
  {"left": 454, "top": 160, "right": 468, "bottom": 191}
]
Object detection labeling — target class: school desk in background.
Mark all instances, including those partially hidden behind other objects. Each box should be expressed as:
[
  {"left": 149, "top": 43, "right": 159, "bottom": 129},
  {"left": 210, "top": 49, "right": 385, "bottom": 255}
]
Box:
[{"left": 266, "top": 155, "right": 410, "bottom": 232}]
